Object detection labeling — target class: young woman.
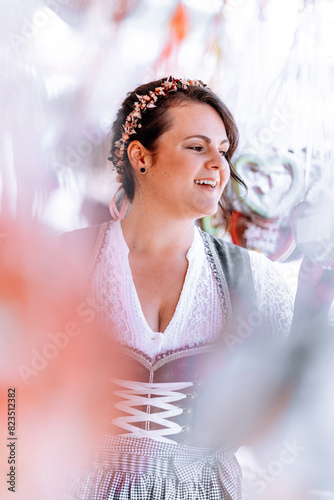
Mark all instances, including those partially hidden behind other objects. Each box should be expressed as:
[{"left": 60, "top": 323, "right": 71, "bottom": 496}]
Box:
[{"left": 61, "top": 77, "right": 293, "bottom": 499}]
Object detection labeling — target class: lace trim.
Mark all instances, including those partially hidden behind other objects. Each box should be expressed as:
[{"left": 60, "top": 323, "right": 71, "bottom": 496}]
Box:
[
  {"left": 116, "top": 340, "right": 216, "bottom": 370},
  {"left": 249, "top": 251, "right": 293, "bottom": 342},
  {"left": 88, "top": 223, "right": 225, "bottom": 358},
  {"left": 199, "top": 230, "right": 231, "bottom": 323}
]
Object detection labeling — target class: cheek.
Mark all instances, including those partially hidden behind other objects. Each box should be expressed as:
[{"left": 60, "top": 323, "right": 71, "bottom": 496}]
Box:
[{"left": 222, "top": 165, "right": 231, "bottom": 185}]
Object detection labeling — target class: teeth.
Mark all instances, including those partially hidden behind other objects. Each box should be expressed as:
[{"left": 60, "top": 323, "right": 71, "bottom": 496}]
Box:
[{"left": 194, "top": 179, "right": 217, "bottom": 187}]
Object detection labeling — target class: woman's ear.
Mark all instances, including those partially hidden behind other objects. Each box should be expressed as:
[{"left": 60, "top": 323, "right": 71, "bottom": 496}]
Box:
[{"left": 127, "top": 141, "right": 153, "bottom": 173}]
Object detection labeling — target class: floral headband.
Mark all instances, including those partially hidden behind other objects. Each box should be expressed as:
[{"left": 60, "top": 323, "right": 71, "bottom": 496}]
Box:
[{"left": 108, "top": 77, "right": 207, "bottom": 172}]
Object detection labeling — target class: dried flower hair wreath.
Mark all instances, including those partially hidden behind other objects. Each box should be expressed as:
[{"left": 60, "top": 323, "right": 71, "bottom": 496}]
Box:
[{"left": 108, "top": 77, "right": 207, "bottom": 172}]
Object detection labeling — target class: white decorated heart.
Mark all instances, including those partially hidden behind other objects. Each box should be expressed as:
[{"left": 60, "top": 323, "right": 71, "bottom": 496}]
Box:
[{"left": 233, "top": 153, "right": 304, "bottom": 219}]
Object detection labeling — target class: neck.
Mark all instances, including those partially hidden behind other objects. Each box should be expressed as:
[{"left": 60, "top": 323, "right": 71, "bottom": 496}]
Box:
[{"left": 120, "top": 198, "right": 196, "bottom": 256}]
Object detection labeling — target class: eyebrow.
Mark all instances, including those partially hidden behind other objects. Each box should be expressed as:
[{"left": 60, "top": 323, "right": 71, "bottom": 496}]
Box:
[{"left": 184, "top": 135, "right": 229, "bottom": 146}]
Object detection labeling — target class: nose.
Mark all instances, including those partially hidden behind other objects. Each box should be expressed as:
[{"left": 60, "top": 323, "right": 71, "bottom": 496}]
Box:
[{"left": 205, "top": 149, "right": 227, "bottom": 170}]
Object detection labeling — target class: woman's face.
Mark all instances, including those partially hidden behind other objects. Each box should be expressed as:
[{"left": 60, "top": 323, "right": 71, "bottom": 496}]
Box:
[{"left": 138, "top": 102, "right": 230, "bottom": 220}]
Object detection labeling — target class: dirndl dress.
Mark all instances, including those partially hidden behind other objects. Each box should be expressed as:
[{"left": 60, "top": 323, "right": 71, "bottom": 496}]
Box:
[{"left": 58, "top": 221, "right": 293, "bottom": 500}]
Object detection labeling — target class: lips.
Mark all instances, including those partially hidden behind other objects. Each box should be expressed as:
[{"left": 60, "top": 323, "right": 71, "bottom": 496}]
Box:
[{"left": 194, "top": 179, "right": 218, "bottom": 188}]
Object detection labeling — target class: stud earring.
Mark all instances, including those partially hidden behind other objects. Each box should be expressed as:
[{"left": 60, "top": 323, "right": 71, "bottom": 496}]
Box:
[{"left": 140, "top": 167, "right": 146, "bottom": 173}]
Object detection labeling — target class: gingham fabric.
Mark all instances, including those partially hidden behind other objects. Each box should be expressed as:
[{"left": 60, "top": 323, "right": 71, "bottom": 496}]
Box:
[{"left": 60, "top": 434, "right": 244, "bottom": 500}]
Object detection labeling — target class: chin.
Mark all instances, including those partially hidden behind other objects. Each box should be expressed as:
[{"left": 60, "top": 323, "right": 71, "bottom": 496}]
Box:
[
  {"left": 196, "top": 206, "right": 218, "bottom": 218},
  {"left": 205, "top": 203, "right": 219, "bottom": 216}
]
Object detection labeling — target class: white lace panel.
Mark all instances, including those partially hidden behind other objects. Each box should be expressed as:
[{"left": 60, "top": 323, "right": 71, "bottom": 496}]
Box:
[
  {"left": 248, "top": 250, "right": 293, "bottom": 342},
  {"left": 88, "top": 222, "right": 293, "bottom": 358},
  {"left": 88, "top": 222, "right": 224, "bottom": 359}
]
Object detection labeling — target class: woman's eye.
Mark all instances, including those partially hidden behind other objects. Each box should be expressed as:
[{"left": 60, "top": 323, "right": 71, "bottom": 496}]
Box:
[
  {"left": 219, "top": 151, "right": 228, "bottom": 158},
  {"left": 188, "top": 146, "right": 204, "bottom": 152}
]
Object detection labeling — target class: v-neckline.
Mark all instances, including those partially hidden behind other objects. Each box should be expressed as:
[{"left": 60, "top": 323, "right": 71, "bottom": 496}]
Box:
[{"left": 116, "top": 221, "right": 197, "bottom": 336}]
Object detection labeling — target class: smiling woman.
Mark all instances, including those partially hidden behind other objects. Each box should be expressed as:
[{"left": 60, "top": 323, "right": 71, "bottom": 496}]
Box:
[
  {"left": 59, "top": 77, "right": 294, "bottom": 500},
  {"left": 125, "top": 103, "right": 230, "bottom": 221}
]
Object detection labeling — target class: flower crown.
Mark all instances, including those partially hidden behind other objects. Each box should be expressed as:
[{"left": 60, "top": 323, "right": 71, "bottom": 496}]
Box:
[{"left": 109, "top": 77, "right": 207, "bottom": 172}]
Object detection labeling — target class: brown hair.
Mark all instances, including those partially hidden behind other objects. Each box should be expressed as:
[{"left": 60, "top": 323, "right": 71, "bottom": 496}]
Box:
[{"left": 109, "top": 78, "right": 246, "bottom": 225}]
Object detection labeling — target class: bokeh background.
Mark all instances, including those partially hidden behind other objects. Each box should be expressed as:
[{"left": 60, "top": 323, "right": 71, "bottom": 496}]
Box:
[
  {"left": 2, "top": 0, "right": 334, "bottom": 235},
  {"left": 1, "top": 0, "right": 334, "bottom": 499}
]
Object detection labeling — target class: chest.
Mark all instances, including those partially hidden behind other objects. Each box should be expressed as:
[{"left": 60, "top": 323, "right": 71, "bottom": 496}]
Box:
[
  {"left": 128, "top": 253, "right": 189, "bottom": 333},
  {"left": 88, "top": 225, "right": 234, "bottom": 358}
]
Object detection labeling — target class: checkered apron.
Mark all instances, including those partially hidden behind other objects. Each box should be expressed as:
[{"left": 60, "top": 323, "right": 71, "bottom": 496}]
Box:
[{"left": 60, "top": 434, "right": 244, "bottom": 500}]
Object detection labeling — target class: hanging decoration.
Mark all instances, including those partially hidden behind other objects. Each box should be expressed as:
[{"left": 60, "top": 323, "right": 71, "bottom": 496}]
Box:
[
  {"left": 229, "top": 212, "right": 297, "bottom": 262},
  {"left": 232, "top": 152, "right": 303, "bottom": 220},
  {"left": 266, "top": 0, "right": 334, "bottom": 182},
  {"left": 218, "top": 0, "right": 334, "bottom": 262},
  {"left": 228, "top": 151, "right": 304, "bottom": 261},
  {"left": 153, "top": 2, "right": 190, "bottom": 76},
  {"left": 112, "top": 0, "right": 140, "bottom": 25},
  {"left": 230, "top": 0, "right": 274, "bottom": 148},
  {"left": 202, "top": 10, "right": 225, "bottom": 89}
]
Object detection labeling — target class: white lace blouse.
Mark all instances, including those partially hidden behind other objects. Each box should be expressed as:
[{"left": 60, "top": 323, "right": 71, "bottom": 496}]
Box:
[{"left": 89, "top": 221, "right": 293, "bottom": 358}]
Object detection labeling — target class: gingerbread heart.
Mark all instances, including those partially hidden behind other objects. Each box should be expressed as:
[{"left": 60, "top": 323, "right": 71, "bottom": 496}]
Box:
[{"left": 233, "top": 153, "right": 303, "bottom": 219}]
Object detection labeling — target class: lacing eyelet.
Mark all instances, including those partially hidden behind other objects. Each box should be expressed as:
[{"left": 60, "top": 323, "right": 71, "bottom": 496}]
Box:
[
  {"left": 193, "top": 379, "right": 204, "bottom": 388},
  {"left": 186, "top": 392, "right": 198, "bottom": 400},
  {"left": 183, "top": 406, "right": 193, "bottom": 417}
]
